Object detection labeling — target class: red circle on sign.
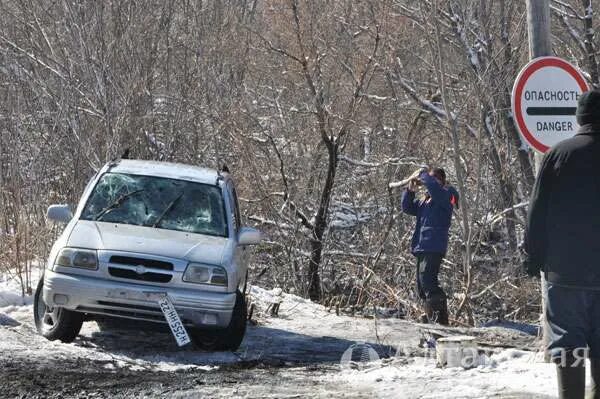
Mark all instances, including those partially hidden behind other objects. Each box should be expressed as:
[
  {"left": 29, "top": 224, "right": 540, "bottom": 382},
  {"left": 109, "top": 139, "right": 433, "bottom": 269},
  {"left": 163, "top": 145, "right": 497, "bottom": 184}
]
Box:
[{"left": 512, "top": 57, "right": 589, "bottom": 153}]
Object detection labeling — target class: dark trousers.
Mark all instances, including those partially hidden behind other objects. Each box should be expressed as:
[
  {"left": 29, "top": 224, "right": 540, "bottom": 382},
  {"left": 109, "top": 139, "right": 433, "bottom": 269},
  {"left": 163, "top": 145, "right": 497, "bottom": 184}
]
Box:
[
  {"left": 416, "top": 253, "right": 446, "bottom": 301},
  {"left": 547, "top": 282, "right": 600, "bottom": 359},
  {"left": 546, "top": 282, "right": 600, "bottom": 398}
]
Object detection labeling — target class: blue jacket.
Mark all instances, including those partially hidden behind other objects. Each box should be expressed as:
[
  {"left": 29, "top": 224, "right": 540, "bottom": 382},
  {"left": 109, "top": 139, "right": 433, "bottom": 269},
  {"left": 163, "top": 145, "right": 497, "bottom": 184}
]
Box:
[{"left": 401, "top": 172, "right": 459, "bottom": 255}]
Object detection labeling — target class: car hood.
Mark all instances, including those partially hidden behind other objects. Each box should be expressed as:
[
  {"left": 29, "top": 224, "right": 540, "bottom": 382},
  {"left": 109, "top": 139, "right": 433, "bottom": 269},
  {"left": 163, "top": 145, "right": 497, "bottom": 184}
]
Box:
[{"left": 66, "top": 220, "right": 229, "bottom": 264}]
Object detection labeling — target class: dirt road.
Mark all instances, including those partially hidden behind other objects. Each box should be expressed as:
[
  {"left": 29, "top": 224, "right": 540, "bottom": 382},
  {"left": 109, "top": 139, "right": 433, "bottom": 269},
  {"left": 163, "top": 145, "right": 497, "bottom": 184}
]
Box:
[
  {"left": 0, "top": 286, "right": 411, "bottom": 398},
  {"left": 0, "top": 286, "right": 553, "bottom": 398}
]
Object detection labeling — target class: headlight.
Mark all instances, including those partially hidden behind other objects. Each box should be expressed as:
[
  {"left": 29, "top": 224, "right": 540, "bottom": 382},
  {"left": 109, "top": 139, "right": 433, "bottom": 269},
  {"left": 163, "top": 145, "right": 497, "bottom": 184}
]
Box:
[
  {"left": 55, "top": 248, "right": 98, "bottom": 270},
  {"left": 183, "top": 263, "right": 228, "bottom": 286}
]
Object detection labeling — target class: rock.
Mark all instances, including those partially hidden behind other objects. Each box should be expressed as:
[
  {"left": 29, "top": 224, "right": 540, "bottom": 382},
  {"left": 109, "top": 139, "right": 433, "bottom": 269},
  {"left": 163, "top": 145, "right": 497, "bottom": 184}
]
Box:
[{"left": 0, "top": 313, "right": 20, "bottom": 327}]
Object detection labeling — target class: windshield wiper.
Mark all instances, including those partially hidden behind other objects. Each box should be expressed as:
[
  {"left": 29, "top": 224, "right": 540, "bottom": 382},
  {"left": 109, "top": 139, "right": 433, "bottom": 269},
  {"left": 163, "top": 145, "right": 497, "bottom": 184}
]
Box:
[
  {"left": 152, "top": 191, "right": 184, "bottom": 228},
  {"left": 94, "top": 189, "right": 144, "bottom": 221}
]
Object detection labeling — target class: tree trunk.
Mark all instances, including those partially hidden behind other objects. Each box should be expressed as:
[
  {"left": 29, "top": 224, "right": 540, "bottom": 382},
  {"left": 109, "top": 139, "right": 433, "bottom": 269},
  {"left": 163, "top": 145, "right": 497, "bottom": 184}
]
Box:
[
  {"left": 308, "top": 238, "right": 323, "bottom": 301},
  {"left": 307, "top": 140, "right": 338, "bottom": 302}
]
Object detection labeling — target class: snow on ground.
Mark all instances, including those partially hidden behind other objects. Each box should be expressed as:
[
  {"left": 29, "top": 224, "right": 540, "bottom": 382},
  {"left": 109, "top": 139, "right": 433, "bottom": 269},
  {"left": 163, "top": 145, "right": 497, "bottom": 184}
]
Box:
[
  {"left": 0, "top": 270, "right": 40, "bottom": 308},
  {"left": 333, "top": 349, "right": 561, "bottom": 398},
  {"left": 251, "top": 285, "right": 562, "bottom": 398},
  {"left": 0, "top": 272, "right": 572, "bottom": 398}
]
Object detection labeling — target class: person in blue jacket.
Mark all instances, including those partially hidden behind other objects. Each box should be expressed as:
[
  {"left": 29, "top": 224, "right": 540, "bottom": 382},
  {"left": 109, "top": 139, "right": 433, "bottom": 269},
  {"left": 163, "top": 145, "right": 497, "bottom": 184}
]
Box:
[{"left": 401, "top": 167, "right": 459, "bottom": 325}]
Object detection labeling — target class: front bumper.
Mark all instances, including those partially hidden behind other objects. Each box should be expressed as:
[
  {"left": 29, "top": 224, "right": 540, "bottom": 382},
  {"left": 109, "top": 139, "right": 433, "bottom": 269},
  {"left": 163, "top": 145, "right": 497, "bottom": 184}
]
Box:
[{"left": 43, "top": 270, "right": 236, "bottom": 328}]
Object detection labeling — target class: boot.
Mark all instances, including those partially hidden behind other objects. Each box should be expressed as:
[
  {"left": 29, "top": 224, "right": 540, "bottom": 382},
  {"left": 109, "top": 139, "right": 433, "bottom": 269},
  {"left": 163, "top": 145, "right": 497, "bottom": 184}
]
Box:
[
  {"left": 434, "top": 297, "right": 449, "bottom": 326},
  {"left": 424, "top": 297, "right": 449, "bottom": 326},
  {"left": 590, "top": 358, "right": 600, "bottom": 399},
  {"left": 422, "top": 301, "right": 433, "bottom": 323},
  {"left": 557, "top": 361, "right": 585, "bottom": 399}
]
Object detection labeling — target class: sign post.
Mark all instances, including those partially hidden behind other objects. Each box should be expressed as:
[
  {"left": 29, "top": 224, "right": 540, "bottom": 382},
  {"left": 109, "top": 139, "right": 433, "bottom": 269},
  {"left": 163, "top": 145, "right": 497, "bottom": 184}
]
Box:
[{"left": 512, "top": 56, "right": 590, "bottom": 153}]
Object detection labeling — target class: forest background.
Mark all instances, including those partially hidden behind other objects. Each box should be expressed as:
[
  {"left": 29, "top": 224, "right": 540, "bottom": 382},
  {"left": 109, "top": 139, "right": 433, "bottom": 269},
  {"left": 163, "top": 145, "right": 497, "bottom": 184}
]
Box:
[{"left": 1, "top": 0, "right": 597, "bottom": 326}]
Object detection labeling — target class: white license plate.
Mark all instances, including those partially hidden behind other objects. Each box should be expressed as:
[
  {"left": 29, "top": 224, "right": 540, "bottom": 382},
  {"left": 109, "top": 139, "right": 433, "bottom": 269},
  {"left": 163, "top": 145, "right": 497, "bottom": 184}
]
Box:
[{"left": 158, "top": 295, "right": 191, "bottom": 347}]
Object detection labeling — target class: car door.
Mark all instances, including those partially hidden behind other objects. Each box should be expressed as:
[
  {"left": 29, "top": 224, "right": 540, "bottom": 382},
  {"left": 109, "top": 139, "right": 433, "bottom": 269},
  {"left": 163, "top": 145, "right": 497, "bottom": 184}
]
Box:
[{"left": 227, "top": 181, "right": 248, "bottom": 291}]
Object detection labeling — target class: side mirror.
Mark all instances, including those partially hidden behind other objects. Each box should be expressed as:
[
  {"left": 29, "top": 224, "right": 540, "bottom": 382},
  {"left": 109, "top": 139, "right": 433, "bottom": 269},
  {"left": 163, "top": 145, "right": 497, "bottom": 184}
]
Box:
[
  {"left": 47, "top": 204, "right": 73, "bottom": 223},
  {"left": 238, "top": 227, "right": 262, "bottom": 246}
]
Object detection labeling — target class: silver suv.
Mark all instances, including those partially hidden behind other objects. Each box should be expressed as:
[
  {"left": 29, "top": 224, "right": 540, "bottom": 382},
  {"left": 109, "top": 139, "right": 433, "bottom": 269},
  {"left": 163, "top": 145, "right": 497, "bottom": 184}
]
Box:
[{"left": 34, "top": 160, "right": 261, "bottom": 351}]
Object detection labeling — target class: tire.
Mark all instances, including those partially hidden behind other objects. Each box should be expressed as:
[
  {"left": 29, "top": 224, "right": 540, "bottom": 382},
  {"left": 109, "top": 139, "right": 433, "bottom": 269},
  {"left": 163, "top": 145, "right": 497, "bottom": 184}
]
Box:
[
  {"left": 190, "top": 290, "right": 247, "bottom": 351},
  {"left": 33, "top": 276, "right": 84, "bottom": 343}
]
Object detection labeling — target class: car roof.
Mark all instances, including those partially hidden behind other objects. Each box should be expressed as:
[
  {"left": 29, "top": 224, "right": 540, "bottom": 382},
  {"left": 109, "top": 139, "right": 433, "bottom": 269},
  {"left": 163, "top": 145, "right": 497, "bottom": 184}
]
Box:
[{"left": 107, "top": 159, "right": 227, "bottom": 186}]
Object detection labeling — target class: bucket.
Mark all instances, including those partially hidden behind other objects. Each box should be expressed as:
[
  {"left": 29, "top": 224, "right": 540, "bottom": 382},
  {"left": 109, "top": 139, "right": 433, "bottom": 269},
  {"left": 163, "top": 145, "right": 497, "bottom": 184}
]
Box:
[{"left": 436, "top": 335, "right": 478, "bottom": 368}]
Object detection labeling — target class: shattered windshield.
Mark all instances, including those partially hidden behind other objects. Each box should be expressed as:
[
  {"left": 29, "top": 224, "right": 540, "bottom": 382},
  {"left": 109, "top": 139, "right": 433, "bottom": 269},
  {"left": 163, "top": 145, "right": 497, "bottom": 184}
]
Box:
[{"left": 80, "top": 173, "right": 228, "bottom": 237}]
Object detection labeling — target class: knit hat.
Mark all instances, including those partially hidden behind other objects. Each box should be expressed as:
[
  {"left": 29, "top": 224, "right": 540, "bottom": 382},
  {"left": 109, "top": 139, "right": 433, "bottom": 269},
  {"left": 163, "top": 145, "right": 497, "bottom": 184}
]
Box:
[{"left": 576, "top": 89, "right": 600, "bottom": 126}]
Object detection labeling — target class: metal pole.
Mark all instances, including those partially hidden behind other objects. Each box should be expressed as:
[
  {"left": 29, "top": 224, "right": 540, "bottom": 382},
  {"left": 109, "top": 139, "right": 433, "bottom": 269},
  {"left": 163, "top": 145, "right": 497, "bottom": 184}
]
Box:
[
  {"left": 526, "top": 0, "right": 551, "bottom": 362},
  {"left": 526, "top": 0, "right": 552, "bottom": 60}
]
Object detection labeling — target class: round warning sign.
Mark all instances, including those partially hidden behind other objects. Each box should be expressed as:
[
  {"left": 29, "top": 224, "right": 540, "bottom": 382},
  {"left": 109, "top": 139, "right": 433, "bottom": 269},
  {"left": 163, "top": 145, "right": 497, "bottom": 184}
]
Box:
[{"left": 511, "top": 57, "right": 589, "bottom": 153}]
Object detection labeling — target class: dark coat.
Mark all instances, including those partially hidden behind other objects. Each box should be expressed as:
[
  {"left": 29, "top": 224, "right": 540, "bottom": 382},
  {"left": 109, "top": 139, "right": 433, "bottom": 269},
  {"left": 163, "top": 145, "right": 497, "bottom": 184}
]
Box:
[
  {"left": 401, "top": 172, "right": 459, "bottom": 255},
  {"left": 525, "top": 124, "right": 600, "bottom": 287}
]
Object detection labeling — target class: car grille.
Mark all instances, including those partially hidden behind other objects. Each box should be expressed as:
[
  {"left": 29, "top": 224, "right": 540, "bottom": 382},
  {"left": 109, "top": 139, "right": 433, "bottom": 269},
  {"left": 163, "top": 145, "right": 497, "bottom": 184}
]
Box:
[
  {"left": 107, "top": 255, "right": 174, "bottom": 283},
  {"left": 108, "top": 267, "right": 172, "bottom": 283},
  {"left": 109, "top": 256, "right": 173, "bottom": 271},
  {"left": 97, "top": 300, "right": 161, "bottom": 312},
  {"left": 77, "top": 302, "right": 196, "bottom": 326}
]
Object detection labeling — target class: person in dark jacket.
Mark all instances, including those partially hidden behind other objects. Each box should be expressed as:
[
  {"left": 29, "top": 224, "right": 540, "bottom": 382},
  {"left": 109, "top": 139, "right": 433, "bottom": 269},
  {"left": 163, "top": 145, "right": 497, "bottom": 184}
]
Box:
[
  {"left": 524, "top": 89, "right": 600, "bottom": 399},
  {"left": 401, "top": 167, "right": 459, "bottom": 325}
]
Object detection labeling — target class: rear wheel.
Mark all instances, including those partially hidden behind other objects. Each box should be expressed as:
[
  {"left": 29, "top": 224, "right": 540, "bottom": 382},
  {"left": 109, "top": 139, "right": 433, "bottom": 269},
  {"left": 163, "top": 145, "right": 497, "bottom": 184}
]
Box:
[
  {"left": 190, "top": 290, "right": 247, "bottom": 351},
  {"left": 33, "top": 277, "right": 83, "bottom": 343}
]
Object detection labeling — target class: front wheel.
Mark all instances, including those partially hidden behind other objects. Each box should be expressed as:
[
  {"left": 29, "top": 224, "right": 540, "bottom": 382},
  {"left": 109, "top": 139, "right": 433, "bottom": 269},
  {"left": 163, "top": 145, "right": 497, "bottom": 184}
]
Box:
[
  {"left": 33, "top": 276, "right": 83, "bottom": 343},
  {"left": 190, "top": 290, "right": 247, "bottom": 351}
]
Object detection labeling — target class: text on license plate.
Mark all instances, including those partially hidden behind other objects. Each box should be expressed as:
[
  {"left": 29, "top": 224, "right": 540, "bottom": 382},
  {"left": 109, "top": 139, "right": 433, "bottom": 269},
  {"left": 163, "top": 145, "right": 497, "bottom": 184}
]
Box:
[{"left": 158, "top": 295, "right": 191, "bottom": 347}]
